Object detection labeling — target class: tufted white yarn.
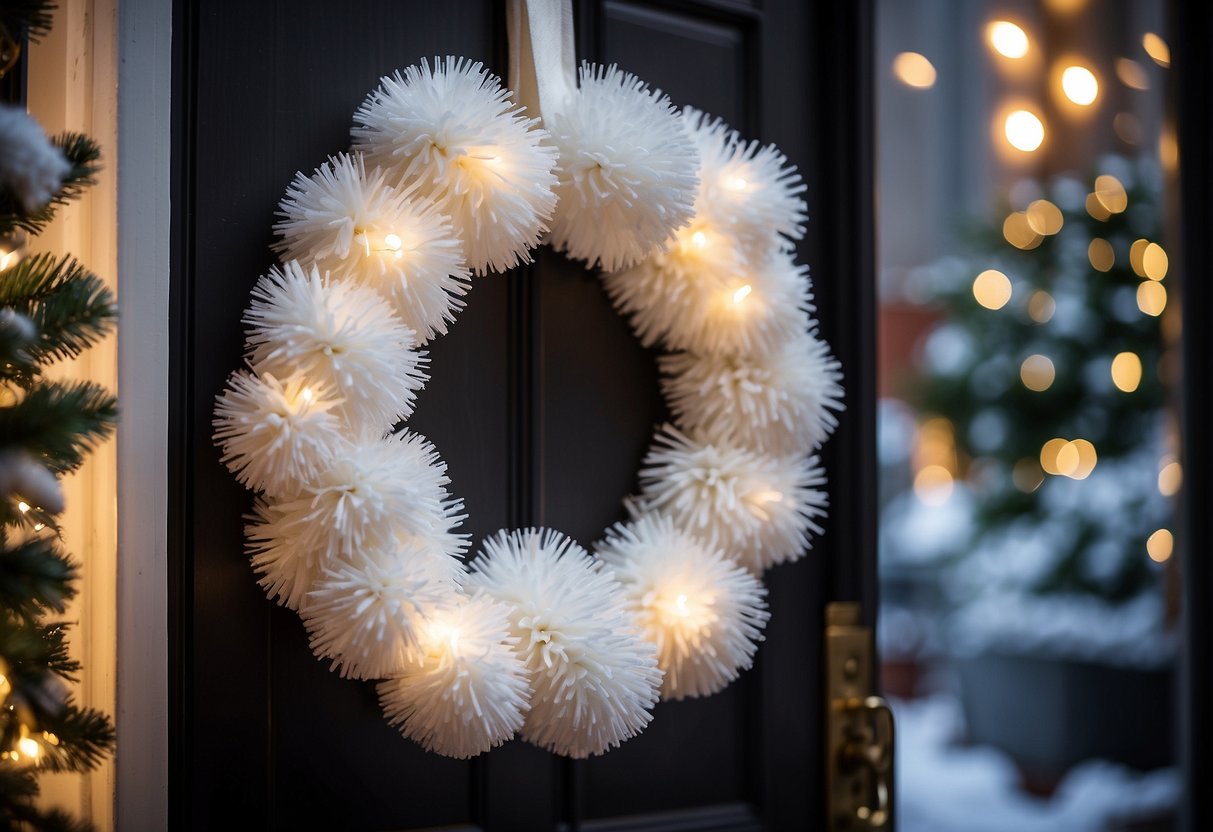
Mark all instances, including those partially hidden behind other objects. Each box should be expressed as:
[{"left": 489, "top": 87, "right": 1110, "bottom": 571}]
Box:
[
  {"left": 352, "top": 57, "right": 560, "bottom": 275},
  {"left": 378, "top": 593, "right": 530, "bottom": 759},
  {"left": 681, "top": 107, "right": 807, "bottom": 260},
  {"left": 465, "top": 529, "right": 662, "bottom": 758},
  {"left": 660, "top": 329, "right": 844, "bottom": 456},
  {"left": 302, "top": 540, "right": 466, "bottom": 680},
  {"left": 245, "top": 497, "right": 322, "bottom": 612},
  {"left": 272, "top": 153, "right": 471, "bottom": 344},
  {"left": 595, "top": 513, "right": 769, "bottom": 700},
  {"left": 270, "top": 430, "right": 458, "bottom": 565},
  {"left": 243, "top": 260, "right": 427, "bottom": 431},
  {"left": 608, "top": 247, "right": 813, "bottom": 357},
  {"left": 213, "top": 370, "right": 345, "bottom": 498},
  {"left": 639, "top": 426, "right": 829, "bottom": 573},
  {"left": 544, "top": 64, "right": 699, "bottom": 272}
]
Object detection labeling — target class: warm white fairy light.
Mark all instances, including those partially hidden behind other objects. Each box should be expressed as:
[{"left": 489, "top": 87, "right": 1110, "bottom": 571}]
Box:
[
  {"left": 378, "top": 593, "right": 530, "bottom": 759},
  {"left": 681, "top": 107, "right": 807, "bottom": 259},
  {"left": 302, "top": 541, "right": 465, "bottom": 679},
  {"left": 243, "top": 260, "right": 426, "bottom": 431},
  {"left": 595, "top": 514, "right": 769, "bottom": 700},
  {"left": 213, "top": 370, "right": 344, "bottom": 498},
  {"left": 639, "top": 426, "right": 829, "bottom": 573},
  {"left": 466, "top": 528, "right": 662, "bottom": 758},
  {"left": 352, "top": 57, "right": 559, "bottom": 274},
  {"left": 544, "top": 64, "right": 699, "bottom": 271},
  {"left": 660, "top": 330, "right": 844, "bottom": 455}
]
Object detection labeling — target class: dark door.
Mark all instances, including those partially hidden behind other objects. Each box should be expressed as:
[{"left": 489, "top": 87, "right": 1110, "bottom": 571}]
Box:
[{"left": 169, "top": 1, "right": 876, "bottom": 829}]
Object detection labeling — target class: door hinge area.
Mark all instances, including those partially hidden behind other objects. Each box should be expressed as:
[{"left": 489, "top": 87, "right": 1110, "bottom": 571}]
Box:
[{"left": 826, "top": 602, "right": 895, "bottom": 831}]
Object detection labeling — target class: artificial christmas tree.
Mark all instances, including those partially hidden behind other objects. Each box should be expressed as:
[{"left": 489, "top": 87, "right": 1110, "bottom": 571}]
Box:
[{"left": 0, "top": 3, "right": 116, "bottom": 828}]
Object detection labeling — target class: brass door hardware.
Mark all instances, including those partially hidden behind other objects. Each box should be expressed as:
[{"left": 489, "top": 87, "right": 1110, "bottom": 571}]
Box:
[{"left": 826, "top": 602, "right": 895, "bottom": 830}]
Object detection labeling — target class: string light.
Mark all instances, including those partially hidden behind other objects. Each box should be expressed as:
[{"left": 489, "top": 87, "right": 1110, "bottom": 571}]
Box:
[
  {"left": 1116, "top": 58, "right": 1149, "bottom": 90},
  {"left": 726, "top": 176, "right": 748, "bottom": 191},
  {"left": 1020, "top": 354, "right": 1056, "bottom": 391},
  {"left": 1061, "top": 65, "right": 1099, "bottom": 105},
  {"left": 17, "top": 501, "right": 29, "bottom": 513},
  {"left": 1142, "top": 243, "right": 1168, "bottom": 280},
  {"left": 1025, "top": 200, "right": 1064, "bottom": 235},
  {"left": 1028, "top": 290, "right": 1056, "bottom": 323},
  {"left": 988, "top": 21, "right": 1030, "bottom": 59},
  {"left": 1146, "top": 529, "right": 1173, "bottom": 563},
  {"left": 1093, "top": 175, "right": 1128, "bottom": 213},
  {"left": 1142, "top": 33, "right": 1170, "bottom": 68},
  {"left": 1137, "top": 281, "right": 1167, "bottom": 316},
  {"left": 892, "top": 52, "right": 937, "bottom": 89},
  {"left": 690, "top": 230, "right": 707, "bottom": 249},
  {"left": 1088, "top": 238, "right": 1114, "bottom": 271},
  {"left": 1110, "top": 352, "right": 1143, "bottom": 392},
  {"left": 1004, "top": 110, "right": 1045, "bottom": 152},
  {"left": 1129, "top": 239, "right": 1150, "bottom": 276},
  {"left": 1159, "top": 457, "right": 1182, "bottom": 496},
  {"left": 732, "top": 284, "right": 753, "bottom": 304},
  {"left": 972, "top": 269, "right": 1012, "bottom": 309},
  {"left": 1003, "top": 212, "right": 1042, "bottom": 249}
]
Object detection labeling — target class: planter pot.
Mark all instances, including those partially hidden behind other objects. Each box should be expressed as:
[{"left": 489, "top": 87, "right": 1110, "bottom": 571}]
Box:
[{"left": 955, "top": 652, "right": 1173, "bottom": 782}]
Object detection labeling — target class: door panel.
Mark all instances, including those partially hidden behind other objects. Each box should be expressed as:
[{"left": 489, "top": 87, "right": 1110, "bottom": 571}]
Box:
[{"left": 170, "top": 1, "right": 875, "bottom": 829}]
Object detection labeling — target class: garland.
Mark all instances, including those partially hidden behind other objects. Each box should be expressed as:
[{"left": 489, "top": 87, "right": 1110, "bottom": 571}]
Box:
[{"left": 212, "top": 17, "right": 842, "bottom": 762}]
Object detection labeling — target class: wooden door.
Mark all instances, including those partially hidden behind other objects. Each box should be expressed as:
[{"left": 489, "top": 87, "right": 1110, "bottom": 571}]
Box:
[{"left": 168, "top": 1, "right": 875, "bottom": 829}]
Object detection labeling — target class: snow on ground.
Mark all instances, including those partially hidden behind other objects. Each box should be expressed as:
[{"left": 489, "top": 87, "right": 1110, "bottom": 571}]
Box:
[{"left": 895, "top": 695, "right": 1179, "bottom": 832}]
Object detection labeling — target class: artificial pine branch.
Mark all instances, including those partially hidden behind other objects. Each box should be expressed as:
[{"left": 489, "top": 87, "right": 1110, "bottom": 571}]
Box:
[
  {"left": 0, "top": 253, "right": 115, "bottom": 367},
  {"left": 0, "top": 380, "right": 117, "bottom": 475},
  {"left": 0, "top": 539, "right": 76, "bottom": 621},
  {"left": 0, "top": 132, "right": 100, "bottom": 237},
  {"left": 0, "top": 1, "right": 56, "bottom": 46},
  {"left": 0, "top": 766, "right": 93, "bottom": 832},
  {"left": 25, "top": 703, "right": 114, "bottom": 774}
]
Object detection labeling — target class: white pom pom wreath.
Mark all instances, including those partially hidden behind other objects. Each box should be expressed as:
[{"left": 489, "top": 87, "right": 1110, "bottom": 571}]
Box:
[
  {"left": 660, "top": 330, "right": 845, "bottom": 456},
  {"left": 378, "top": 594, "right": 530, "bottom": 759},
  {"left": 272, "top": 431, "right": 458, "bottom": 564},
  {"left": 545, "top": 64, "right": 698, "bottom": 271},
  {"left": 595, "top": 514, "right": 769, "bottom": 700},
  {"left": 302, "top": 541, "right": 466, "bottom": 680},
  {"left": 243, "top": 260, "right": 426, "bottom": 431},
  {"left": 245, "top": 497, "right": 321, "bottom": 612},
  {"left": 607, "top": 246, "right": 813, "bottom": 357},
  {"left": 682, "top": 107, "right": 806, "bottom": 259},
  {"left": 213, "top": 370, "right": 345, "bottom": 498},
  {"left": 352, "top": 58, "right": 559, "bottom": 275},
  {"left": 639, "top": 426, "right": 829, "bottom": 573},
  {"left": 466, "top": 529, "right": 662, "bottom": 758},
  {"left": 273, "top": 153, "right": 471, "bottom": 343}
]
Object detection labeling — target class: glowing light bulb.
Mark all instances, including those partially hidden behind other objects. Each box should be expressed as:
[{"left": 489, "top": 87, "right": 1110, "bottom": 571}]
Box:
[
  {"left": 16, "top": 737, "right": 39, "bottom": 760},
  {"left": 892, "top": 52, "right": 937, "bottom": 88},
  {"left": 727, "top": 176, "right": 749, "bottom": 191},
  {"left": 301, "top": 387, "right": 314, "bottom": 403},
  {"left": 690, "top": 231, "right": 707, "bottom": 249},
  {"left": 674, "top": 594, "right": 690, "bottom": 617},
  {"left": 17, "top": 502, "right": 29, "bottom": 513},
  {"left": 972, "top": 269, "right": 1012, "bottom": 310},
  {"left": 0, "top": 248, "right": 16, "bottom": 270},
  {"left": 1111, "top": 352, "right": 1143, "bottom": 392},
  {"left": 1147, "top": 528, "right": 1173, "bottom": 562},
  {"left": 1159, "top": 459, "right": 1182, "bottom": 496},
  {"left": 383, "top": 233, "right": 402, "bottom": 251},
  {"left": 732, "top": 284, "right": 752, "bottom": 304},
  {"left": 988, "top": 21, "right": 1030, "bottom": 59},
  {"left": 1004, "top": 110, "right": 1045, "bottom": 152},
  {"left": 32, "top": 523, "right": 43, "bottom": 532},
  {"left": 754, "top": 489, "right": 784, "bottom": 504},
  {"left": 1061, "top": 65, "right": 1099, "bottom": 105}
]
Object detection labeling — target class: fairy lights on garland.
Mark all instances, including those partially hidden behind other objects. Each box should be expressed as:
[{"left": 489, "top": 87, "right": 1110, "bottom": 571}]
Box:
[{"left": 213, "top": 11, "right": 843, "bottom": 761}]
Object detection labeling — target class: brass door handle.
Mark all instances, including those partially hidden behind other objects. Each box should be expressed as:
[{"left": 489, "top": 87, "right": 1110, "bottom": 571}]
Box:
[
  {"left": 826, "top": 603, "right": 896, "bottom": 831},
  {"left": 839, "top": 696, "right": 894, "bottom": 828}
]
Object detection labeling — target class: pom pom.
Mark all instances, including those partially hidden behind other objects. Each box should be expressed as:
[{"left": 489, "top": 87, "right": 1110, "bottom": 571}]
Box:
[
  {"left": 0, "top": 449, "right": 64, "bottom": 515},
  {"left": 0, "top": 105, "right": 71, "bottom": 213},
  {"left": 245, "top": 497, "right": 322, "bottom": 611},
  {"left": 595, "top": 514, "right": 769, "bottom": 700},
  {"left": 213, "top": 370, "right": 344, "bottom": 497},
  {"left": 378, "top": 593, "right": 530, "bottom": 758},
  {"left": 352, "top": 58, "right": 559, "bottom": 275},
  {"left": 638, "top": 426, "right": 829, "bottom": 573},
  {"left": 273, "top": 153, "right": 471, "bottom": 343},
  {"left": 302, "top": 540, "right": 466, "bottom": 679},
  {"left": 466, "top": 529, "right": 662, "bottom": 758},
  {"left": 681, "top": 107, "right": 806, "bottom": 258},
  {"left": 271, "top": 430, "right": 459, "bottom": 564},
  {"left": 243, "top": 260, "right": 426, "bottom": 432},
  {"left": 606, "top": 243, "right": 813, "bottom": 357},
  {"left": 659, "top": 329, "right": 844, "bottom": 455},
  {"left": 545, "top": 64, "right": 698, "bottom": 271}
]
